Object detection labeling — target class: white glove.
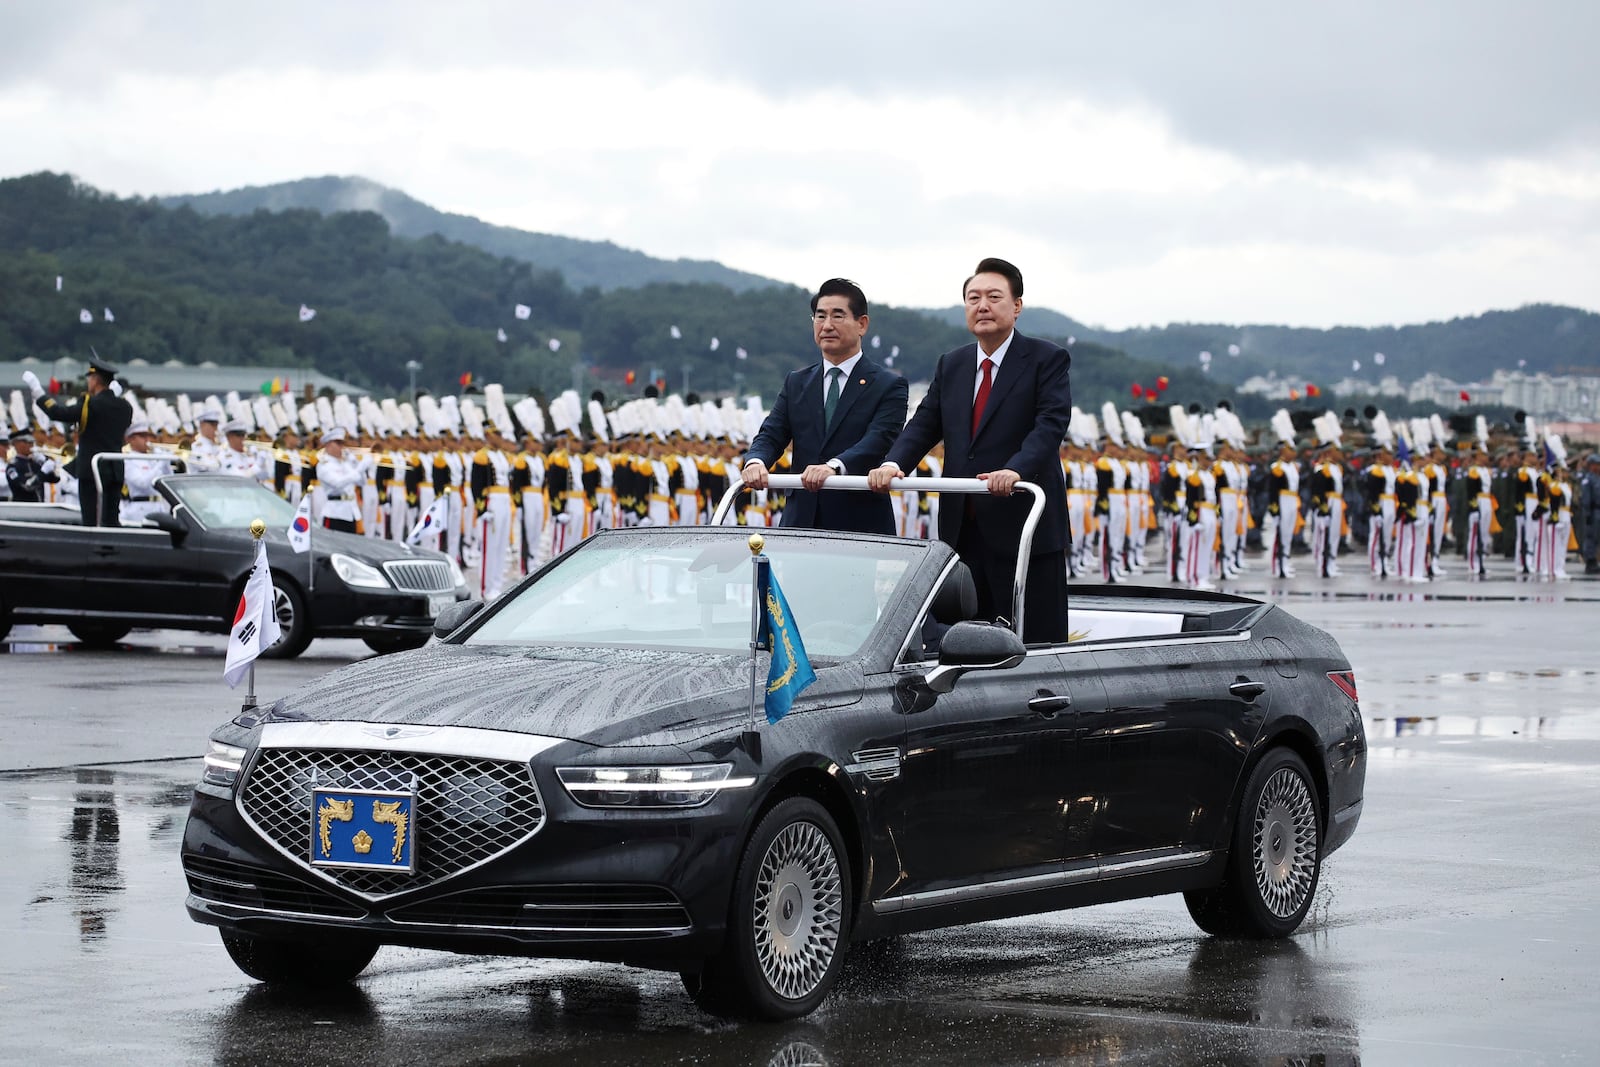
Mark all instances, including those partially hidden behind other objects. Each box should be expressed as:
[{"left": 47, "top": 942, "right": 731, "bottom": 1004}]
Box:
[
  {"left": 109, "top": 381, "right": 123, "bottom": 397},
  {"left": 555, "top": 513, "right": 572, "bottom": 526},
  {"left": 22, "top": 371, "right": 43, "bottom": 399},
  {"left": 41, "top": 458, "right": 57, "bottom": 474}
]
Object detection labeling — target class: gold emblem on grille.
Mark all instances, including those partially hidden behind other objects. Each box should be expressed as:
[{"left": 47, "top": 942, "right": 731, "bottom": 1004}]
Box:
[
  {"left": 372, "top": 800, "right": 410, "bottom": 864},
  {"left": 317, "top": 798, "right": 355, "bottom": 857},
  {"left": 352, "top": 829, "right": 374, "bottom": 854}
]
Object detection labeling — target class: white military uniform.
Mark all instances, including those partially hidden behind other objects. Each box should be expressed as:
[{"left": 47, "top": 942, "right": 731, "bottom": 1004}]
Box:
[
  {"left": 1465, "top": 463, "right": 1494, "bottom": 576},
  {"left": 317, "top": 451, "right": 366, "bottom": 528},
  {"left": 474, "top": 447, "right": 515, "bottom": 599},
  {"left": 120, "top": 450, "right": 176, "bottom": 525},
  {"left": 520, "top": 450, "right": 548, "bottom": 571},
  {"left": 188, "top": 433, "right": 223, "bottom": 472}
]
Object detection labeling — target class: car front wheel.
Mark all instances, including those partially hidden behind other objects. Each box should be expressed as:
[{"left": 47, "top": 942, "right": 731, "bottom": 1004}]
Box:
[
  {"left": 1185, "top": 747, "right": 1323, "bottom": 938},
  {"left": 67, "top": 621, "right": 133, "bottom": 647},
  {"left": 682, "top": 796, "right": 851, "bottom": 1020},
  {"left": 220, "top": 931, "right": 377, "bottom": 986}
]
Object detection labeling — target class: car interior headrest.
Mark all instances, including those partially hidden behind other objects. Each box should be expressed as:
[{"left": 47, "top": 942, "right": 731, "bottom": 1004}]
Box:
[{"left": 931, "top": 560, "right": 978, "bottom": 625}]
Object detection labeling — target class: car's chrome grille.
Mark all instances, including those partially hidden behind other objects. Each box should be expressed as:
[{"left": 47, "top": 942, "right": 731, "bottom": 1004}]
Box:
[
  {"left": 387, "top": 884, "right": 692, "bottom": 933},
  {"left": 383, "top": 559, "right": 454, "bottom": 593},
  {"left": 184, "top": 855, "right": 368, "bottom": 918},
  {"left": 238, "top": 747, "right": 545, "bottom": 899}
]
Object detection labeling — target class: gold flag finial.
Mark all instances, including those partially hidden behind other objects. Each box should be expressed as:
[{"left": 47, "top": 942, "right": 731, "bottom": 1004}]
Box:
[
  {"left": 249, "top": 517, "right": 267, "bottom": 539},
  {"left": 748, "top": 533, "right": 765, "bottom": 555}
]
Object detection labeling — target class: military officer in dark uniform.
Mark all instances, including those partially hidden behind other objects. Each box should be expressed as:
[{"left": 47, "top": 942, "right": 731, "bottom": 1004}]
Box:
[
  {"left": 5, "top": 429, "right": 61, "bottom": 502},
  {"left": 25, "top": 359, "right": 133, "bottom": 526}
]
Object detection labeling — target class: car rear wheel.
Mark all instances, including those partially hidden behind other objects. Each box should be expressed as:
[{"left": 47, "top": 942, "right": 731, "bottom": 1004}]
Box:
[
  {"left": 1186, "top": 747, "right": 1322, "bottom": 938},
  {"left": 363, "top": 634, "right": 430, "bottom": 655},
  {"left": 259, "top": 576, "right": 311, "bottom": 659},
  {"left": 67, "top": 621, "right": 133, "bottom": 647},
  {"left": 220, "top": 931, "right": 377, "bottom": 986},
  {"left": 682, "top": 797, "right": 851, "bottom": 1021}
]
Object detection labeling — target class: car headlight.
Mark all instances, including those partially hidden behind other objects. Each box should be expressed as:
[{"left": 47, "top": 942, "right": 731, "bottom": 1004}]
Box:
[
  {"left": 556, "top": 764, "right": 755, "bottom": 809},
  {"left": 331, "top": 553, "right": 389, "bottom": 589},
  {"left": 202, "top": 739, "right": 247, "bottom": 789},
  {"left": 446, "top": 556, "right": 467, "bottom": 589}
]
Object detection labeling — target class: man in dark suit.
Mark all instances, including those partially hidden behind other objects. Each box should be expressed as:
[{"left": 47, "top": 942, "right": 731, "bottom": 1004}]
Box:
[
  {"left": 25, "top": 357, "right": 134, "bottom": 527},
  {"left": 743, "top": 278, "right": 909, "bottom": 534},
  {"left": 868, "top": 258, "right": 1070, "bottom": 642}
]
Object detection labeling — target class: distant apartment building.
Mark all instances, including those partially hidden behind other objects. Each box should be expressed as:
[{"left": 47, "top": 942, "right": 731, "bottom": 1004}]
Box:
[{"left": 1242, "top": 368, "right": 1600, "bottom": 420}]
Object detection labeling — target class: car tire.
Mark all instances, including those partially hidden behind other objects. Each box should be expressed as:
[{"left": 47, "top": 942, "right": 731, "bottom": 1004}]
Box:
[
  {"left": 259, "top": 575, "right": 312, "bottom": 660},
  {"left": 362, "top": 634, "right": 430, "bottom": 655},
  {"left": 1185, "top": 747, "right": 1323, "bottom": 939},
  {"left": 220, "top": 931, "right": 378, "bottom": 986},
  {"left": 682, "top": 796, "right": 852, "bottom": 1021},
  {"left": 66, "top": 621, "right": 134, "bottom": 647}
]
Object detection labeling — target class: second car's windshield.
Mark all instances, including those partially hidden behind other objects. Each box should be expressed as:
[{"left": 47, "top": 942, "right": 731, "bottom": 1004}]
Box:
[
  {"left": 466, "top": 532, "right": 922, "bottom": 657},
  {"left": 170, "top": 479, "right": 296, "bottom": 529}
]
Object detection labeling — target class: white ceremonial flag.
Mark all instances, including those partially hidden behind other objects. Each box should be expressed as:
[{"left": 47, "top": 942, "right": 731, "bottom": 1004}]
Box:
[
  {"left": 299, "top": 304, "right": 317, "bottom": 322},
  {"left": 55, "top": 275, "right": 63, "bottom": 291},
  {"left": 223, "top": 539, "right": 281, "bottom": 688},
  {"left": 669, "top": 324, "right": 682, "bottom": 340},
  {"left": 548, "top": 337, "right": 561, "bottom": 352},
  {"left": 104, "top": 307, "right": 115, "bottom": 322},
  {"left": 408, "top": 494, "right": 451, "bottom": 545},
  {"left": 890, "top": 345, "right": 900, "bottom": 357},
  {"left": 78, "top": 308, "right": 93, "bottom": 324},
  {"left": 709, "top": 337, "right": 720, "bottom": 351},
  {"left": 514, "top": 303, "right": 532, "bottom": 320},
  {"left": 287, "top": 493, "right": 314, "bottom": 553},
  {"left": 496, "top": 328, "right": 508, "bottom": 343},
  {"left": 735, "top": 347, "right": 748, "bottom": 361},
  {"left": 871, "top": 335, "right": 881, "bottom": 348}
]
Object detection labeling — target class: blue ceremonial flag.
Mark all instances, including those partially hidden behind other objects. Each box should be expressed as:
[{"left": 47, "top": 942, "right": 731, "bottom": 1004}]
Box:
[
  {"left": 755, "top": 559, "right": 816, "bottom": 725},
  {"left": 1395, "top": 433, "right": 1411, "bottom": 468}
]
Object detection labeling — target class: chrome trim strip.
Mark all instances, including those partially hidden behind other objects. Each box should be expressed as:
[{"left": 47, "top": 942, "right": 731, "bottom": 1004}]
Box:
[
  {"left": 1333, "top": 798, "right": 1363, "bottom": 826},
  {"left": 386, "top": 917, "right": 692, "bottom": 934},
  {"left": 873, "top": 849, "right": 1213, "bottom": 915},
  {"left": 257, "top": 721, "right": 565, "bottom": 762},
  {"left": 1061, "top": 629, "right": 1254, "bottom": 655},
  {"left": 187, "top": 893, "right": 370, "bottom": 922}
]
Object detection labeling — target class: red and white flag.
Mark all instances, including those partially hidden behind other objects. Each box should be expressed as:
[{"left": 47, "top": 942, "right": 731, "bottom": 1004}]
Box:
[
  {"left": 224, "top": 540, "right": 281, "bottom": 688},
  {"left": 286, "top": 493, "right": 313, "bottom": 553},
  {"left": 407, "top": 494, "right": 451, "bottom": 545}
]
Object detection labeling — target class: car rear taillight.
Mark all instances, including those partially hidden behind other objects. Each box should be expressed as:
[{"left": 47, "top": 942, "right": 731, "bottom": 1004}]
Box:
[{"left": 1327, "top": 670, "right": 1358, "bottom": 703}]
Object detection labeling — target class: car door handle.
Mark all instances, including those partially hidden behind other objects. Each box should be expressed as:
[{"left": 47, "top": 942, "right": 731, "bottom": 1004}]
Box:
[
  {"left": 1229, "top": 680, "right": 1267, "bottom": 702},
  {"left": 93, "top": 545, "right": 118, "bottom": 556},
  {"left": 1029, "top": 693, "right": 1073, "bottom": 717}
]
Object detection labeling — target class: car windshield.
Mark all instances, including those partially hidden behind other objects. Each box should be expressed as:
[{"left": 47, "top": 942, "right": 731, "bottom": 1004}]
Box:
[
  {"left": 168, "top": 478, "right": 296, "bottom": 529},
  {"left": 465, "top": 531, "right": 924, "bottom": 657}
]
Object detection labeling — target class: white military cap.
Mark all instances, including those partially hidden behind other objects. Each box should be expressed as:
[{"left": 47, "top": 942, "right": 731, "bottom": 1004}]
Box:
[
  {"left": 125, "top": 419, "right": 152, "bottom": 437},
  {"left": 320, "top": 427, "right": 347, "bottom": 446},
  {"left": 199, "top": 408, "right": 224, "bottom": 424},
  {"left": 223, "top": 419, "right": 250, "bottom": 435}
]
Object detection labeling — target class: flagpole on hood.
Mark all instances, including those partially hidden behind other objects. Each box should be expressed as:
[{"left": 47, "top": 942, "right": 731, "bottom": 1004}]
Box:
[
  {"left": 745, "top": 532, "right": 766, "bottom": 759},
  {"left": 245, "top": 518, "right": 266, "bottom": 711}
]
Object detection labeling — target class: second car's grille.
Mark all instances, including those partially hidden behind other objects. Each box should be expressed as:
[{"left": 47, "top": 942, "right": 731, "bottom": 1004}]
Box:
[
  {"left": 382, "top": 559, "right": 454, "bottom": 593},
  {"left": 238, "top": 747, "right": 545, "bottom": 899}
]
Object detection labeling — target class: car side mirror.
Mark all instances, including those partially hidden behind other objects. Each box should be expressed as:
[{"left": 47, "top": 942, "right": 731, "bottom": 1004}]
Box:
[
  {"left": 146, "top": 510, "right": 187, "bottom": 545},
  {"left": 434, "top": 599, "right": 485, "bottom": 639},
  {"left": 922, "top": 621, "right": 1027, "bottom": 694}
]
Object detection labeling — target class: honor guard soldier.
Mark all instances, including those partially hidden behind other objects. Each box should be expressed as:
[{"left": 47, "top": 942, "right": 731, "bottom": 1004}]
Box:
[
  {"left": 1159, "top": 433, "right": 1190, "bottom": 582},
  {"left": 1463, "top": 438, "right": 1497, "bottom": 577},
  {"left": 273, "top": 428, "right": 306, "bottom": 503},
  {"left": 1539, "top": 454, "right": 1574, "bottom": 580},
  {"left": 1513, "top": 449, "right": 1542, "bottom": 574},
  {"left": 470, "top": 428, "right": 520, "bottom": 600},
  {"left": 5, "top": 428, "right": 60, "bottom": 502},
  {"left": 189, "top": 409, "right": 225, "bottom": 472},
  {"left": 518, "top": 431, "right": 549, "bottom": 572},
  {"left": 120, "top": 420, "right": 176, "bottom": 525},
  {"left": 1393, "top": 446, "right": 1425, "bottom": 582},
  {"left": 316, "top": 428, "right": 364, "bottom": 533},
  {"left": 219, "top": 420, "right": 270, "bottom": 480},
  {"left": 1365, "top": 427, "right": 1398, "bottom": 578},
  {"left": 26, "top": 358, "right": 133, "bottom": 526},
  {"left": 0, "top": 432, "right": 10, "bottom": 502},
  {"left": 1262, "top": 410, "right": 1300, "bottom": 578},
  {"left": 1580, "top": 453, "right": 1600, "bottom": 575},
  {"left": 1422, "top": 435, "right": 1452, "bottom": 578}
]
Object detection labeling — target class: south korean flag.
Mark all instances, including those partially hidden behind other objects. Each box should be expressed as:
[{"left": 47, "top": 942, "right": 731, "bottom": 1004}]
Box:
[
  {"left": 407, "top": 494, "right": 451, "bottom": 546},
  {"left": 286, "top": 493, "right": 314, "bottom": 553},
  {"left": 224, "top": 539, "right": 282, "bottom": 688}
]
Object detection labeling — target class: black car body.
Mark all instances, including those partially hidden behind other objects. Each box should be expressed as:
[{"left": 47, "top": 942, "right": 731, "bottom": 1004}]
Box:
[
  {"left": 0, "top": 474, "right": 467, "bottom": 655},
  {"left": 181, "top": 524, "right": 1365, "bottom": 1019}
]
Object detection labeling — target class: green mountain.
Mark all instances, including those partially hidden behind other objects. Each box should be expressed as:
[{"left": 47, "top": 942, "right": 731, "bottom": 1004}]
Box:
[{"left": 162, "top": 176, "right": 783, "bottom": 295}]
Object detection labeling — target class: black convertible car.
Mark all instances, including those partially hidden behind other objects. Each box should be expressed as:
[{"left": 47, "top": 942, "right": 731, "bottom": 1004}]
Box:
[
  {"left": 0, "top": 474, "right": 467, "bottom": 655},
  {"left": 180, "top": 483, "right": 1366, "bottom": 1020}
]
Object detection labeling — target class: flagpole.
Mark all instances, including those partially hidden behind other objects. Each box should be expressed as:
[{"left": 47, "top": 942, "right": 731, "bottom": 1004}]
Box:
[
  {"left": 245, "top": 517, "right": 265, "bottom": 712},
  {"left": 747, "top": 533, "right": 765, "bottom": 742}
]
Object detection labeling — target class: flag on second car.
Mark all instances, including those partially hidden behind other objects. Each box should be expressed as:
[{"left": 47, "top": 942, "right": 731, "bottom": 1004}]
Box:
[
  {"left": 407, "top": 494, "right": 451, "bottom": 545},
  {"left": 287, "top": 494, "right": 313, "bottom": 553},
  {"left": 756, "top": 560, "right": 816, "bottom": 725},
  {"left": 224, "top": 539, "right": 281, "bottom": 688}
]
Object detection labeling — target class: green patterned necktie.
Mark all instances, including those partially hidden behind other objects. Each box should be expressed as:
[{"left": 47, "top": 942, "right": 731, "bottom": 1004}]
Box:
[{"left": 823, "top": 366, "right": 844, "bottom": 431}]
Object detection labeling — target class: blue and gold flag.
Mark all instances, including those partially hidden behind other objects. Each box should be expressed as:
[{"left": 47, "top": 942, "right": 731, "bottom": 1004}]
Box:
[{"left": 756, "top": 560, "right": 816, "bottom": 725}]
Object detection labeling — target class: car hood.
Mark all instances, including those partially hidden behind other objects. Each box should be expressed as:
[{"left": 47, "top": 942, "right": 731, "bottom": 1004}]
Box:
[{"left": 263, "top": 643, "right": 865, "bottom": 748}]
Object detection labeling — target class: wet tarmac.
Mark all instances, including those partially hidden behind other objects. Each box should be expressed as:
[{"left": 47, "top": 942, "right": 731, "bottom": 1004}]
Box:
[{"left": 3, "top": 556, "right": 1598, "bottom": 1065}]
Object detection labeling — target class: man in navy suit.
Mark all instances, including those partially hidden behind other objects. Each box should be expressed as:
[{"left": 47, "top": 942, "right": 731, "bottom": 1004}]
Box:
[
  {"left": 742, "top": 278, "right": 909, "bottom": 534},
  {"left": 868, "top": 258, "right": 1070, "bottom": 643}
]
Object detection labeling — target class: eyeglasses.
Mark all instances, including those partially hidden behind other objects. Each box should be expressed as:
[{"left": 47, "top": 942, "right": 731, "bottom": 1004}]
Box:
[{"left": 811, "top": 309, "right": 856, "bottom": 323}]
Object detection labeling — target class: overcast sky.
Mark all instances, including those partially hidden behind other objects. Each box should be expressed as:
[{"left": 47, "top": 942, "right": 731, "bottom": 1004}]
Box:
[{"left": 5, "top": 1, "right": 1597, "bottom": 328}]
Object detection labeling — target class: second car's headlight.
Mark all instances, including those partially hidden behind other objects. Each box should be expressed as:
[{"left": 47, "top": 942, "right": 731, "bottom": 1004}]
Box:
[
  {"left": 446, "top": 556, "right": 467, "bottom": 589},
  {"left": 556, "top": 764, "right": 755, "bottom": 809},
  {"left": 331, "top": 553, "right": 390, "bottom": 589}
]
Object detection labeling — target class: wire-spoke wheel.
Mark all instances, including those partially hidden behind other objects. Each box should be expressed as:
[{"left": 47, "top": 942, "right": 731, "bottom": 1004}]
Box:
[
  {"left": 1253, "top": 766, "right": 1319, "bottom": 918},
  {"left": 682, "top": 796, "right": 852, "bottom": 1021},
  {"left": 259, "top": 576, "right": 311, "bottom": 659},
  {"left": 752, "top": 822, "right": 844, "bottom": 1001},
  {"left": 1185, "top": 747, "right": 1323, "bottom": 938}
]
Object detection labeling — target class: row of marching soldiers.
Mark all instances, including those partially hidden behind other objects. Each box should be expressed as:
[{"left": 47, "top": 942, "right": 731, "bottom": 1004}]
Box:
[{"left": 1063, "top": 401, "right": 1589, "bottom": 587}]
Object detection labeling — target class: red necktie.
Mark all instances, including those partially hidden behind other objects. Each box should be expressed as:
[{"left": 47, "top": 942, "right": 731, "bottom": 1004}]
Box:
[{"left": 971, "top": 358, "right": 995, "bottom": 437}]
